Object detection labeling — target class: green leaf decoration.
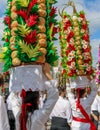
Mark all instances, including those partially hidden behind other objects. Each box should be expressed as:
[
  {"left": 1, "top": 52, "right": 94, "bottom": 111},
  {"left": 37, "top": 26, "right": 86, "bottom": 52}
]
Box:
[{"left": 19, "top": 40, "right": 40, "bottom": 58}]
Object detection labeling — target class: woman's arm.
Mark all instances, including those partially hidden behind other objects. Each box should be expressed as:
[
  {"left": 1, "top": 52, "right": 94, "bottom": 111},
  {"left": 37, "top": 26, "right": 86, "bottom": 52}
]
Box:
[
  {"left": 36, "top": 63, "right": 59, "bottom": 124},
  {"left": 86, "top": 79, "right": 97, "bottom": 105}
]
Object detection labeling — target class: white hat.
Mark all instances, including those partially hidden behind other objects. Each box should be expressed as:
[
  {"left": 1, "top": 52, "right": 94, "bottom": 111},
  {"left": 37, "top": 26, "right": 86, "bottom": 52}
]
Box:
[{"left": 69, "top": 76, "right": 90, "bottom": 89}]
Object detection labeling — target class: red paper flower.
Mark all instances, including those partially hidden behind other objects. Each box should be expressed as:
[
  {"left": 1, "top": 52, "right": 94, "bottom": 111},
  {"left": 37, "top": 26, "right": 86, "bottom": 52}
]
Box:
[
  {"left": 26, "top": 15, "right": 38, "bottom": 27},
  {"left": 67, "top": 59, "right": 75, "bottom": 65},
  {"left": 52, "top": 26, "right": 58, "bottom": 37},
  {"left": 82, "top": 34, "right": 89, "bottom": 41},
  {"left": 5, "top": 38, "right": 9, "bottom": 42},
  {"left": 27, "top": 0, "right": 37, "bottom": 16},
  {"left": 62, "top": 69, "right": 66, "bottom": 75},
  {"left": 71, "top": 69, "right": 76, "bottom": 74},
  {"left": 68, "top": 71, "right": 74, "bottom": 76},
  {"left": 50, "top": 7, "right": 57, "bottom": 18},
  {"left": 66, "top": 49, "right": 71, "bottom": 55},
  {"left": 68, "top": 44, "right": 75, "bottom": 50},
  {"left": 17, "top": 9, "right": 28, "bottom": 19},
  {"left": 80, "top": 13, "right": 85, "bottom": 19},
  {"left": 24, "top": 30, "right": 37, "bottom": 44},
  {"left": 67, "top": 31, "right": 74, "bottom": 42},
  {"left": 84, "top": 59, "right": 91, "bottom": 63},
  {"left": 82, "top": 24, "right": 88, "bottom": 30},
  {"left": 83, "top": 47, "right": 91, "bottom": 52},
  {"left": 87, "top": 69, "right": 94, "bottom": 74},
  {"left": 64, "top": 20, "right": 71, "bottom": 30},
  {"left": 63, "top": 15, "right": 67, "bottom": 19},
  {"left": 4, "top": 16, "right": 11, "bottom": 29}
]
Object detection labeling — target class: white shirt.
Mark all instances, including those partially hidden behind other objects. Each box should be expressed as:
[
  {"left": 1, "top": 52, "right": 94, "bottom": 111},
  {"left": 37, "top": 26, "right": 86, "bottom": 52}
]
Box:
[
  {"left": 91, "top": 94, "right": 100, "bottom": 112},
  {"left": 0, "top": 95, "right": 10, "bottom": 130},
  {"left": 50, "top": 96, "right": 72, "bottom": 123},
  {"left": 67, "top": 79, "right": 97, "bottom": 130}
]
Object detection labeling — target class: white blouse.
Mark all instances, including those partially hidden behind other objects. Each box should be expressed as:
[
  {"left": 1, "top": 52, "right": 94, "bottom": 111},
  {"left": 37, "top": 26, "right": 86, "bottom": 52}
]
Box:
[{"left": 0, "top": 95, "right": 10, "bottom": 130}]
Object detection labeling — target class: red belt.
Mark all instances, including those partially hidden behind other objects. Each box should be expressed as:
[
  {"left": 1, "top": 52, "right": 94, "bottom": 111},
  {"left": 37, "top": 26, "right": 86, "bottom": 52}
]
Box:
[
  {"left": 73, "top": 116, "right": 96, "bottom": 130},
  {"left": 73, "top": 116, "right": 89, "bottom": 123}
]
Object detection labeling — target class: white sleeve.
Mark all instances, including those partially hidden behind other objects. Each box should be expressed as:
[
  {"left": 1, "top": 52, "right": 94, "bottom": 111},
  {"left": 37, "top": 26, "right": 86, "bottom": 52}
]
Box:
[
  {"left": 34, "top": 80, "right": 59, "bottom": 124},
  {"left": 66, "top": 100, "right": 72, "bottom": 123},
  {"left": 0, "top": 96, "right": 10, "bottom": 130},
  {"left": 91, "top": 96, "right": 98, "bottom": 111},
  {"left": 67, "top": 87, "right": 75, "bottom": 105}
]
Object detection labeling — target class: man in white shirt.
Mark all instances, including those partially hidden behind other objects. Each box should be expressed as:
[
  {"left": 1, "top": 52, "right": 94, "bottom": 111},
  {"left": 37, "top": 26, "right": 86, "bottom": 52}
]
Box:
[{"left": 50, "top": 87, "right": 72, "bottom": 130}]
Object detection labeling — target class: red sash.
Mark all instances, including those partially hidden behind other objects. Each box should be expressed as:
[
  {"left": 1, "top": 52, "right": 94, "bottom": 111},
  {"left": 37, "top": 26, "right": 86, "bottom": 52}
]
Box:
[
  {"left": 20, "top": 89, "right": 32, "bottom": 130},
  {"left": 74, "top": 88, "right": 96, "bottom": 130}
]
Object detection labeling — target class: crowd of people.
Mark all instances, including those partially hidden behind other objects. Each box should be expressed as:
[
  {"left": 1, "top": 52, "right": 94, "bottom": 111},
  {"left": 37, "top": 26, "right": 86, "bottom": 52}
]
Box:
[{"left": 0, "top": 64, "right": 100, "bottom": 130}]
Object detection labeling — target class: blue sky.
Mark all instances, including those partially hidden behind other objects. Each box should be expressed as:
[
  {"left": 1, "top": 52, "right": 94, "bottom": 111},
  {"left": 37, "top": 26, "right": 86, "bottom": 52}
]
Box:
[{"left": 0, "top": 0, "right": 100, "bottom": 67}]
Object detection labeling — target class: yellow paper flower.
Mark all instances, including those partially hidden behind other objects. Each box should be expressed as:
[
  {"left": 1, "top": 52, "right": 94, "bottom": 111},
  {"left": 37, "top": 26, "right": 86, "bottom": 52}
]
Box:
[
  {"left": 16, "top": 0, "right": 30, "bottom": 7},
  {"left": 18, "top": 23, "right": 32, "bottom": 37},
  {"left": 2, "top": 47, "right": 8, "bottom": 52}
]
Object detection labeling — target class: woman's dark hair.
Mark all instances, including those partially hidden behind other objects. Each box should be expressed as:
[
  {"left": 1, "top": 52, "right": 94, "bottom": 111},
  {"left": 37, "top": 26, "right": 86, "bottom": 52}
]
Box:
[
  {"left": 24, "top": 91, "right": 39, "bottom": 112},
  {"left": 23, "top": 91, "right": 39, "bottom": 121},
  {"left": 76, "top": 88, "right": 86, "bottom": 98},
  {"left": 0, "top": 74, "right": 4, "bottom": 86}
]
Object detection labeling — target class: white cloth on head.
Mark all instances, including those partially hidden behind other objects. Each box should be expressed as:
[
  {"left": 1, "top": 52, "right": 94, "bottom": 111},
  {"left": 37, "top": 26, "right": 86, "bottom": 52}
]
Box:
[
  {"left": 69, "top": 76, "right": 90, "bottom": 89},
  {"left": 50, "top": 96, "right": 72, "bottom": 123},
  {"left": 9, "top": 65, "right": 45, "bottom": 92},
  {"left": 0, "top": 95, "right": 10, "bottom": 130}
]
